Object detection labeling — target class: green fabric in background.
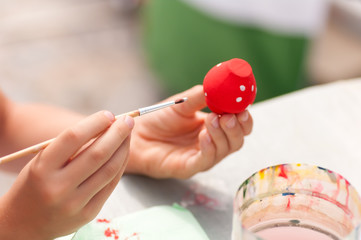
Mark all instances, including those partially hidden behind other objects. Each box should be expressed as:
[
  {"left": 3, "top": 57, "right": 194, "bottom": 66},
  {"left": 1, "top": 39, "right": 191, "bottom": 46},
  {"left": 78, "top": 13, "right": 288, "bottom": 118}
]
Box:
[{"left": 142, "top": 0, "right": 309, "bottom": 102}]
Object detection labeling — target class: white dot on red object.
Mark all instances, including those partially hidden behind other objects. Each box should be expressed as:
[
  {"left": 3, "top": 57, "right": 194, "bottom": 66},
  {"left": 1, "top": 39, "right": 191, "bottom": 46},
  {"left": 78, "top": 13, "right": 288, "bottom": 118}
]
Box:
[
  {"left": 205, "top": 92, "right": 207, "bottom": 96},
  {"left": 216, "top": 63, "right": 222, "bottom": 67},
  {"left": 252, "top": 85, "right": 254, "bottom": 91},
  {"left": 240, "top": 85, "right": 245, "bottom": 91},
  {"left": 236, "top": 97, "right": 242, "bottom": 102}
]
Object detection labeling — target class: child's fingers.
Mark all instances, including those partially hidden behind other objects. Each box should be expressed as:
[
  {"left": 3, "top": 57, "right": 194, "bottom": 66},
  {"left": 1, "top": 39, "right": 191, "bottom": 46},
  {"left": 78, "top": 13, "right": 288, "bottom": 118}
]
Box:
[
  {"left": 219, "top": 114, "right": 245, "bottom": 155},
  {"left": 81, "top": 166, "right": 125, "bottom": 222},
  {"left": 63, "top": 116, "right": 133, "bottom": 186},
  {"left": 186, "top": 112, "right": 252, "bottom": 176},
  {"left": 41, "top": 111, "right": 115, "bottom": 169},
  {"left": 204, "top": 113, "right": 230, "bottom": 160},
  {"left": 237, "top": 110, "right": 253, "bottom": 136},
  {"left": 76, "top": 136, "right": 130, "bottom": 206},
  {"left": 191, "top": 129, "right": 217, "bottom": 175}
]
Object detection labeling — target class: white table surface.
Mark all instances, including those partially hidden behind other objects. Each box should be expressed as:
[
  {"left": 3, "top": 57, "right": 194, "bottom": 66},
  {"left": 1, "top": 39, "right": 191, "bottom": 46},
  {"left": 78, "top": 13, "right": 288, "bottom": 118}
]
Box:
[{"left": 2, "top": 79, "right": 361, "bottom": 239}]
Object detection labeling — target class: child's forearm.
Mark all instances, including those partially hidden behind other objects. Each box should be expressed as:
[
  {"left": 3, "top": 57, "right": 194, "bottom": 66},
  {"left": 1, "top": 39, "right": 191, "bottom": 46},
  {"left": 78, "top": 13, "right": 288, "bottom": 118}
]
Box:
[{"left": 0, "top": 92, "right": 84, "bottom": 171}]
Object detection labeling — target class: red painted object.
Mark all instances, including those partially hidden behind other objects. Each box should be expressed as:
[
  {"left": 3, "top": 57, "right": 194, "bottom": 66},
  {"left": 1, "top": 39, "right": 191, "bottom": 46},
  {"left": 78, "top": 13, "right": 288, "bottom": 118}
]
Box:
[
  {"left": 203, "top": 58, "right": 257, "bottom": 114},
  {"left": 97, "top": 218, "right": 111, "bottom": 223},
  {"left": 104, "top": 227, "right": 119, "bottom": 239}
]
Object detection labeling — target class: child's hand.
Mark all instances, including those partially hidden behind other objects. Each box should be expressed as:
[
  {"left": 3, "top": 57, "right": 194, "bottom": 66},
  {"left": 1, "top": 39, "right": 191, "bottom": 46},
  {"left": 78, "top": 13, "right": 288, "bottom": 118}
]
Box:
[
  {"left": 126, "top": 85, "right": 253, "bottom": 179},
  {"left": 0, "top": 111, "right": 134, "bottom": 240}
]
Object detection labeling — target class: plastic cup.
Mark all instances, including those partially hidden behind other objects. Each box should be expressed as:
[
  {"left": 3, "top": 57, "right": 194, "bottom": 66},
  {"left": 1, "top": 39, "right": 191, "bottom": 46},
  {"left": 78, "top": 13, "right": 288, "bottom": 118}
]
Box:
[{"left": 232, "top": 163, "right": 361, "bottom": 240}]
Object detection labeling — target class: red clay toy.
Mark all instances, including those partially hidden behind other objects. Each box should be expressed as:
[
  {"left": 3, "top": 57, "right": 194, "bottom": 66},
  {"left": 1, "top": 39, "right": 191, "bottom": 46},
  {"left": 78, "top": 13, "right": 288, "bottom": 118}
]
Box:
[{"left": 203, "top": 58, "right": 257, "bottom": 114}]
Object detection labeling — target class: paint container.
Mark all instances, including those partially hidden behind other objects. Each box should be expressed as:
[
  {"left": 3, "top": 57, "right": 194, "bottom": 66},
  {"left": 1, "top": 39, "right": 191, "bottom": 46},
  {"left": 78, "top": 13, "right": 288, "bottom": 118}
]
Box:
[{"left": 232, "top": 164, "right": 361, "bottom": 240}]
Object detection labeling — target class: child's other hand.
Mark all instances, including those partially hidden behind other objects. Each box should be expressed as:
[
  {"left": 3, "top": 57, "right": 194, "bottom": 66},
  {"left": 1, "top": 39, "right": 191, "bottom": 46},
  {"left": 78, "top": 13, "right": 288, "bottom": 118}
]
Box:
[
  {"left": 127, "top": 85, "right": 253, "bottom": 179},
  {"left": 0, "top": 111, "right": 134, "bottom": 240}
]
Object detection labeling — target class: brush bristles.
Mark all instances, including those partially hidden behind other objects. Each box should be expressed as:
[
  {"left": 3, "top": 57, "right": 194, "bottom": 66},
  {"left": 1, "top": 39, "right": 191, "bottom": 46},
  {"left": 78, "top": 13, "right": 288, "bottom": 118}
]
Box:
[{"left": 175, "top": 97, "right": 188, "bottom": 104}]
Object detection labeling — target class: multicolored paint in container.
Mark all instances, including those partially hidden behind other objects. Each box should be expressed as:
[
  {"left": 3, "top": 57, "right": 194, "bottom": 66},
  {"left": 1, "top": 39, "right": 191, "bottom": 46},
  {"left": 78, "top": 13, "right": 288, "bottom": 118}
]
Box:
[{"left": 232, "top": 164, "right": 361, "bottom": 240}]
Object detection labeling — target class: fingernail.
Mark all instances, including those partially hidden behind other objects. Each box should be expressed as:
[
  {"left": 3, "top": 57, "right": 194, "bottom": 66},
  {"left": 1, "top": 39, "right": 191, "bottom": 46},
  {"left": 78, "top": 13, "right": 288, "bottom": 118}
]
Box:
[
  {"left": 226, "top": 116, "right": 236, "bottom": 128},
  {"left": 211, "top": 115, "right": 219, "bottom": 128},
  {"left": 104, "top": 111, "right": 115, "bottom": 121},
  {"left": 240, "top": 111, "right": 249, "bottom": 122},
  {"left": 124, "top": 115, "right": 134, "bottom": 129}
]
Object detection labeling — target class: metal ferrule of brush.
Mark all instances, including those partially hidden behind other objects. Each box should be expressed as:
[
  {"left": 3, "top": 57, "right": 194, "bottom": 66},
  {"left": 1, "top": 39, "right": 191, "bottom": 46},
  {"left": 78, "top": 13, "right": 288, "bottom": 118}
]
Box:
[{"left": 138, "top": 101, "right": 175, "bottom": 116}]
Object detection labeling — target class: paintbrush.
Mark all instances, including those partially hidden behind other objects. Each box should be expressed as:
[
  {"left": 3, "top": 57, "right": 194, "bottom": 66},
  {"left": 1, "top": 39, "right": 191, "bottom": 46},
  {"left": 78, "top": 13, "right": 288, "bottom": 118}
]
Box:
[{"left": 0, "top": 97, "right": 187, "bottom": 164}]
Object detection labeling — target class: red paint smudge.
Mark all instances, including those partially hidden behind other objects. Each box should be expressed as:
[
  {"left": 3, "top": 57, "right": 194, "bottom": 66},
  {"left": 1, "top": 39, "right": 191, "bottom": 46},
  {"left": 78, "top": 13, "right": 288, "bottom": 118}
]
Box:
[
  {"left": 286, "top": 198, "right": 291, "bottom": 211},
  {"left": 195, "top": 194, "right": 209, "bottom": 204},
  {"left": 311, "top": 191, "right": 353, "bottom": 217},
  {"left": 313, "top": 183, "right": 323, "bottom": 193},
  {"left": 97, "top": 218, "right": 111, "bottom": 223},
  {"left": 332, "top": 173, "right": 350, "bottom": 206},
  {"left": 104, "top": 227, "right": 119, "bottom": 239},
  {"left": 343, "top": 177, "right": 350, "bottom": 207},
  {"left": 182, "top": 190, "right": 220, "bottom": 209},
  {"left": 278, "top": 165, "right": 288, "bottom": 179},
  {"left": 334, "top": 174, "right": 341, "bottom": 198},
  {"left": 124, "top": 232, "right": 140, "bottom": 240}
]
